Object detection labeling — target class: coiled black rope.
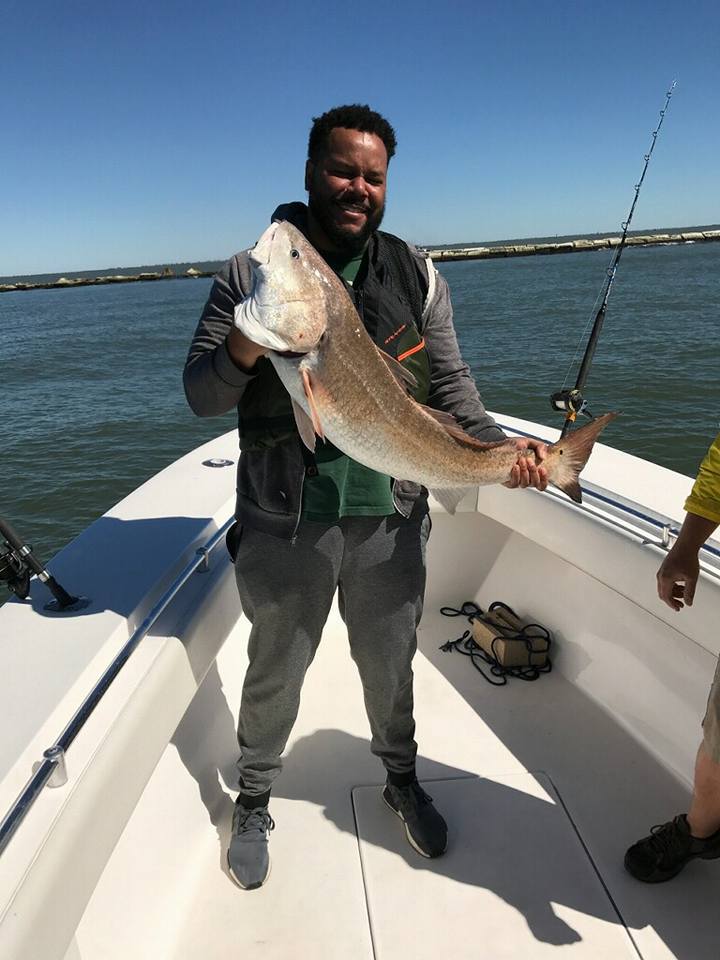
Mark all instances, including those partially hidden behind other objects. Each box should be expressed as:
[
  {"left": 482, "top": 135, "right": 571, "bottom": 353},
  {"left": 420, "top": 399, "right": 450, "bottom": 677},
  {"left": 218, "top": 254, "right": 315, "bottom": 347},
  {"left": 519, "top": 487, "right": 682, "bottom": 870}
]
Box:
[{"left": 439, "top": 601, "right": 552, "bottom": 686}]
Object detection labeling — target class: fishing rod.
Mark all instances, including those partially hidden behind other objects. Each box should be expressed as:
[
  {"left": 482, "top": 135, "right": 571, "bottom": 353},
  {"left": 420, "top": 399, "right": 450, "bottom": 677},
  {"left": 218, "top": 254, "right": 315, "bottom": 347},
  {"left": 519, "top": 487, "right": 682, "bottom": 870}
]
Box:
[{"left": 551, "top": 80, "right": 677, "bottom": 438}]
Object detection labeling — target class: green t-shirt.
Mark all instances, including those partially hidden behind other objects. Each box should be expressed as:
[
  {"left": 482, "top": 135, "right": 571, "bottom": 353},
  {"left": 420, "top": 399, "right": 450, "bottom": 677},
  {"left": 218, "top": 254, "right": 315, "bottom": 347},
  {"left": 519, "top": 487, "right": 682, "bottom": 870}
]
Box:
[{"left": 301, "top": 248, "right": 396, "bottom": 522}]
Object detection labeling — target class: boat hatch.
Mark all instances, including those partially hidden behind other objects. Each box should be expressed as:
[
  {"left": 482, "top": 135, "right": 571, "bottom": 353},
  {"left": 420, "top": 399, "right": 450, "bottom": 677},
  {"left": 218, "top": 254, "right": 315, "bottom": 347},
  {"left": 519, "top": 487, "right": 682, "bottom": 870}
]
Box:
[{"left": 353, "top": 774, "right": 639, "bottom": 958}]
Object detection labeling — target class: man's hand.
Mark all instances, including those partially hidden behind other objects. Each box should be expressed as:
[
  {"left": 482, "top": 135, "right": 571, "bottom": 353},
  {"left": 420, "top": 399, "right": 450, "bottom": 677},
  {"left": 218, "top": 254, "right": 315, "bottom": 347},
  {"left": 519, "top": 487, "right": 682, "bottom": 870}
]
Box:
[
  {"left": 504, "top": 437, "right": 548, "bottom": 491},
  {"left": 657, "top": 543, "right": 700, "bottom": 611},
  {"left": 227, "top": 328, "right": 268, "bottom": 372},
  {"left": 656, "top": 513, "right": 717, "bottom": 611}
]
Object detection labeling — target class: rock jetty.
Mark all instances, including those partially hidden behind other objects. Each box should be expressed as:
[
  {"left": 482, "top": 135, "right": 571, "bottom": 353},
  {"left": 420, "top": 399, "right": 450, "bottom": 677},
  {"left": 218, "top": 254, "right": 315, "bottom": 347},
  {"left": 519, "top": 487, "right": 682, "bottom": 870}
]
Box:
[
  {"left": 2, "top": 229, "right": 719, "bottom": 293},
  {"left": 425, "top": 229, "right": 720, "bottom": 263},
  {"left": 0, "top": 266, "right": 214, "bottom": 294}
]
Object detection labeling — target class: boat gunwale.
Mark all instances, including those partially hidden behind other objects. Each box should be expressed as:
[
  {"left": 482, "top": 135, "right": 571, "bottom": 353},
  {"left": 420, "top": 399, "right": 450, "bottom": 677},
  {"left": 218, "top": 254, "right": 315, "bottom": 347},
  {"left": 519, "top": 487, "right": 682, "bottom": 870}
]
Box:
[
  {"left": 495, "top": 419, "right": 720, "bottom": 570},
  {"left": 0, "top": 518, "right": 234, "bottom": 860}
]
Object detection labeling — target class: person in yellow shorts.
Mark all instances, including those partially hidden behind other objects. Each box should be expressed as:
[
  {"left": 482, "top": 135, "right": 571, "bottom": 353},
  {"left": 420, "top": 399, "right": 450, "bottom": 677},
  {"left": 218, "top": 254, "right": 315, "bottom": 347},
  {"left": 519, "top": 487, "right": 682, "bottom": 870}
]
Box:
[{"left": 625, "top": 433, "right": 720, "bottom": 882}]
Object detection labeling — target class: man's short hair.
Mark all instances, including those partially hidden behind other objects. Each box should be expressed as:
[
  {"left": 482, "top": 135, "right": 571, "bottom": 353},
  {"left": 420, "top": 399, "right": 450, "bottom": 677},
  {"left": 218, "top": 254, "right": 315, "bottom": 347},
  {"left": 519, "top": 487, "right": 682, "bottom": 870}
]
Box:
[{"left": 308, "top": 104, "right": 397, "bottom": 163}]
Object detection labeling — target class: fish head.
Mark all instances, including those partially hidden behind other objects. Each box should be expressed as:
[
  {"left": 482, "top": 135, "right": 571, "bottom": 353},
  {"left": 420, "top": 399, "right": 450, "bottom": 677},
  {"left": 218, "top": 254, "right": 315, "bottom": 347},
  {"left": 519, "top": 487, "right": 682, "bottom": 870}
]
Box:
[{"left": 237, "top": 221, "right": 337, "bottom": 354}]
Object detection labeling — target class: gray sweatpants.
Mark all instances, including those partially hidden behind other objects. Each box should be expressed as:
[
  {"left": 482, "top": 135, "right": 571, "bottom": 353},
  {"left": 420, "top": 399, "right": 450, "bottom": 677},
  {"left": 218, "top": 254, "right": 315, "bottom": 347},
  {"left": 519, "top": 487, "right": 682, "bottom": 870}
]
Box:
[{"left": 233, "top": 512, "right": 430, "bottom": 798}]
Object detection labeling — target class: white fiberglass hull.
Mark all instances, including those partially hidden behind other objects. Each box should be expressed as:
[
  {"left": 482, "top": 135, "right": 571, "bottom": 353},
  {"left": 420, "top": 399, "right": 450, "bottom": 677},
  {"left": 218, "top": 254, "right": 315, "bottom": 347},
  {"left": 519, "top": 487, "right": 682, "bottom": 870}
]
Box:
[{"left": 1, "top": 416, "right": 719, "bottom": 960}]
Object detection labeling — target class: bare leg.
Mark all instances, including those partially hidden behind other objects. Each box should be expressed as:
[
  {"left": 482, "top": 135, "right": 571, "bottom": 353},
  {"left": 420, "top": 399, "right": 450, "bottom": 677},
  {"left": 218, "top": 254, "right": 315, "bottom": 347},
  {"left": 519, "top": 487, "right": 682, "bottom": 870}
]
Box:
[{"left": 687, "top": 742, "right": 720, "bottom": 837}]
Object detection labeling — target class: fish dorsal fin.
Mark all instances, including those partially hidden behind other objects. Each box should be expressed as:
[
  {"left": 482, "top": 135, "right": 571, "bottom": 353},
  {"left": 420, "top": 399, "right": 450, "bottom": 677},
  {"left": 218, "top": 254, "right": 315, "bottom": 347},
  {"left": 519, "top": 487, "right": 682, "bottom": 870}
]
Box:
[
  {"left": 418, "top": 404, "right": 506, "bottom": 451},
  {"left": 430, "top": 487, "right": 472, "bottom": 515},
  {"left": 377, "top": 348, "right": 418, "bottom": 393},
  {"left": 292, "top": 399, "right": 316, "bottom": 453},
  {"left": 418, "top": 404, "right": 459, "bottom": 430}
]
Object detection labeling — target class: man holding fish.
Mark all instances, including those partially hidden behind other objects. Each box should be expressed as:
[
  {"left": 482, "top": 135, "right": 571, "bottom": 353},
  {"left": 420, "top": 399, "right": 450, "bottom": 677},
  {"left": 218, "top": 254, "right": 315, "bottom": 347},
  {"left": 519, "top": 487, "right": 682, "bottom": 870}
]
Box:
[{"left": 184, "top": 104, "right": 610, "bottom": 890}]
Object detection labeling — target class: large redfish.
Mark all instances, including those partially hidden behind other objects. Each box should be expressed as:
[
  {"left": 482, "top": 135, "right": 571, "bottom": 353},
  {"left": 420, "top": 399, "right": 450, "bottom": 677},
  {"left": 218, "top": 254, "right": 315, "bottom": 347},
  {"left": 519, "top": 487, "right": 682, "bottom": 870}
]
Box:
[{"left": 234, "top": 221, "right": 616, "bottom": 509}]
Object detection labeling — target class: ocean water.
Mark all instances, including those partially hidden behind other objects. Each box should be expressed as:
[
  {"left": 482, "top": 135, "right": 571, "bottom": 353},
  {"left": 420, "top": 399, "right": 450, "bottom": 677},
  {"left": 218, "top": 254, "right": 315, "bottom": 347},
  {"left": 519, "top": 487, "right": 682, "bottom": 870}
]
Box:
[{"left": 1, "top": 241, "right": 718, "bottom": 575}]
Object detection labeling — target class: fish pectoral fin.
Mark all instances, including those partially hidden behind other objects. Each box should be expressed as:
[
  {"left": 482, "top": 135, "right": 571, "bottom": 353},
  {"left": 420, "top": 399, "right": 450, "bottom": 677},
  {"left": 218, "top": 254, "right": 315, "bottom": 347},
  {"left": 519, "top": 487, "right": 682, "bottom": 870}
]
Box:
[
  {"left": 301, "top": 368, "right": 325, "bottom": 440},
  {"left": 430, "top": 487, "right": 472, "bottom": 515},
  {"left": 377, "top": 348, "right": 418, "bottom": 393},
  {"left": 292, "top": 400, "right": 316, "bottom": 452}
]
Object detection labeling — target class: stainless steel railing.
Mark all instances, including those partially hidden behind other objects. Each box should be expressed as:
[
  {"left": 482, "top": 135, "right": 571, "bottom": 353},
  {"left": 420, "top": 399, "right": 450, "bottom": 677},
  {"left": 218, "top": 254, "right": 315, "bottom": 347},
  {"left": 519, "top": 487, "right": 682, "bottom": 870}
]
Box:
[{"left": 496, "top": 420, "right": 720, "bottom": 576}]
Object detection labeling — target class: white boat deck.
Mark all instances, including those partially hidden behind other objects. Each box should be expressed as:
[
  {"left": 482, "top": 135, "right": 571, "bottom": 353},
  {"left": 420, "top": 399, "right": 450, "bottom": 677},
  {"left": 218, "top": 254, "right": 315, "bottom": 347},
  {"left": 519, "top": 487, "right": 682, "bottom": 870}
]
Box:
[{"left": 70, "top": 599, "right": 719, "bottom": 960}]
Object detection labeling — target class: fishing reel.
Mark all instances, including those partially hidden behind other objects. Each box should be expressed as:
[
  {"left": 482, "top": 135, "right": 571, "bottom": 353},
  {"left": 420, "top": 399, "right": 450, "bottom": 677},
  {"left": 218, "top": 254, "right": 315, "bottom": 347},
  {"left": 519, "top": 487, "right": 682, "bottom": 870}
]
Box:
[
  {"left": 0, "top": 517, "right": 85, "bottom": 611},
  {"left": 550, "top": 389, "right": 593, "bottom": 421},
  {"left": 0, "top": 538, "right": 31, "bottom": 600}
]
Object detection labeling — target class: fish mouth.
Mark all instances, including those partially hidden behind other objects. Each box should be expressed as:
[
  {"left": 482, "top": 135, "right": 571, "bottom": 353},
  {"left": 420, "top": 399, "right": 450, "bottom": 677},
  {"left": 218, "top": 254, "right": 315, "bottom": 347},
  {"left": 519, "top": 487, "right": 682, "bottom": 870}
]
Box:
[{"left": 249, "top": 222, "right": 279, "bottom": 267}]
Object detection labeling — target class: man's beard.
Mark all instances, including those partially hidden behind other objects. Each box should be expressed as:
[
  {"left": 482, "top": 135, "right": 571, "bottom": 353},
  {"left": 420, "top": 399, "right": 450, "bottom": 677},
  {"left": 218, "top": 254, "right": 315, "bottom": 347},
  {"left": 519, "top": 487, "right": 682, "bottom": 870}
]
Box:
[{"left": 308, "top": 193, "right": 385, "bottom": 256}]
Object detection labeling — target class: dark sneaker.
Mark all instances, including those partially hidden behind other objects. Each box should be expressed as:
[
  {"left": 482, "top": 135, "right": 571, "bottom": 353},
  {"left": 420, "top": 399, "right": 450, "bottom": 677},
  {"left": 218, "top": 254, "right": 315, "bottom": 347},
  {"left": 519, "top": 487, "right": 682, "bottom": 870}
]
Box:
[
  {"left": 227, "top": 801, "right": 275, "bottom": 889},
  {"left": 383, "top": 779, "right": 448, "bottom": 858},
  {"left": 624, "top": 814, "right": 720, "bottom": 883}
]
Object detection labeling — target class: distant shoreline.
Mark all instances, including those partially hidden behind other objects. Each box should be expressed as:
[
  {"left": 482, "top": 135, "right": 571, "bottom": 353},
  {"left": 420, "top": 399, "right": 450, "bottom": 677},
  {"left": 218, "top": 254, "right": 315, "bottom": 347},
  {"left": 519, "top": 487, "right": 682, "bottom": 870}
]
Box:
[
  {"left": 2, "top": 227, "right": 719, "bottom": 293},
  {"left": 0, "top": 268, "right": 214, "bottom": 294},
  {"left": 424, "top": 228, "right": 720, "bottom": 263}
]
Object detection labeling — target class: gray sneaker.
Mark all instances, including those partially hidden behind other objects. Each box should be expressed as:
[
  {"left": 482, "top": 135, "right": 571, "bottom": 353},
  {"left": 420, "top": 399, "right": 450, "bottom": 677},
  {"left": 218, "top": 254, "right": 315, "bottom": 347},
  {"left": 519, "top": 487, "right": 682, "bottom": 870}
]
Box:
[{"left": 227, "top": 801, "right": 275, "bottom": 889}]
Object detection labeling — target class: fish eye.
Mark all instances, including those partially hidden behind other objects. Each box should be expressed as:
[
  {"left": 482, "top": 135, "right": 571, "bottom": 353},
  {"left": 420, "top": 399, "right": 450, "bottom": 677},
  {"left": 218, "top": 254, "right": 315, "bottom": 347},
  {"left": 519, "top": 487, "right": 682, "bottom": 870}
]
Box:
[{"left": 290, "top": 248, "right": 300, "bottom": 259}]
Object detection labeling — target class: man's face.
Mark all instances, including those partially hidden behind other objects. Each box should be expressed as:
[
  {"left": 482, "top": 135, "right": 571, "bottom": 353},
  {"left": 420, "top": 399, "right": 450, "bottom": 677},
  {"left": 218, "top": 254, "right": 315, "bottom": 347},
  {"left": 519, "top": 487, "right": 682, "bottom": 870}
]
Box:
[{"left": 305, "top": 127, "right": 388, "bottom": 256}]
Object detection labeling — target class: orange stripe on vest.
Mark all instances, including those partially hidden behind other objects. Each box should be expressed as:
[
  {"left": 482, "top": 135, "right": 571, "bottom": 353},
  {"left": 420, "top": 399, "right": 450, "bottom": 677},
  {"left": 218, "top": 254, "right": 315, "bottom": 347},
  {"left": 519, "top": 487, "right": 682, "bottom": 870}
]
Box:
[{"left": 397, "top": 339, "right": 426, "bottom": 363}]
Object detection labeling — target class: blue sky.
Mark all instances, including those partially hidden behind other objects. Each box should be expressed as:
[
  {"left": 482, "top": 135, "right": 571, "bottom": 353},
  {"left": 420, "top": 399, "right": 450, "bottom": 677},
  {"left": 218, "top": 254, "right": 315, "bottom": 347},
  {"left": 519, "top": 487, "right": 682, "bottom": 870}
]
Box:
[{"left": 2, "top": 0, "right": 718, "bottom": 275}]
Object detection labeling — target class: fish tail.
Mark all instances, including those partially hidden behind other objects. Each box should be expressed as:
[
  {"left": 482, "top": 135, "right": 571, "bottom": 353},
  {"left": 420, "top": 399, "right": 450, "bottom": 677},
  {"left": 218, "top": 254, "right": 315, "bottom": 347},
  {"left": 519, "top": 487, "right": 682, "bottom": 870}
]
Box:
[{"left": 547, "top": 412, "right": 619, "bottom": 503}]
